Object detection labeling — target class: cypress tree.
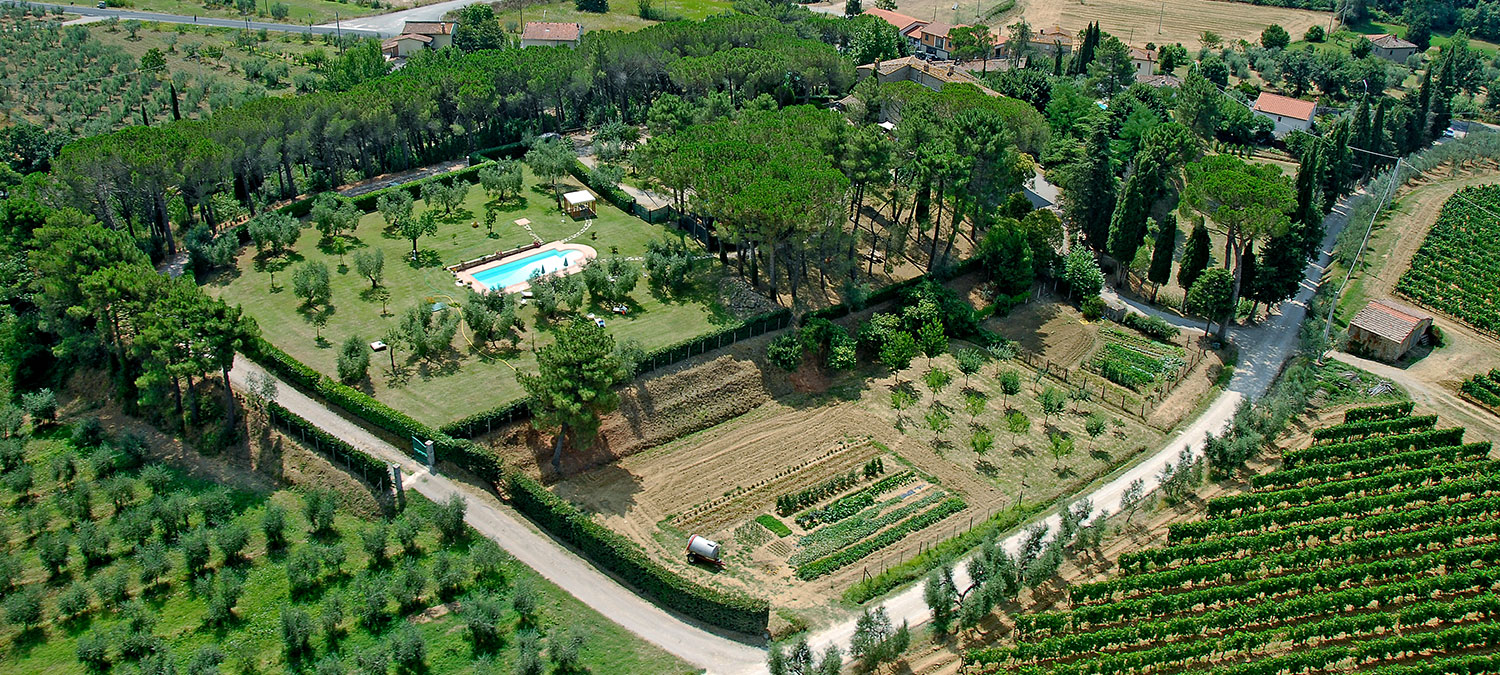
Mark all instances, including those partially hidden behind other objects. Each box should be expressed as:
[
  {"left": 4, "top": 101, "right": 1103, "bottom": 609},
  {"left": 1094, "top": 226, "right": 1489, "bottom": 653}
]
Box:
[
  {"left": 1429, "top": 58, "right": 1455, "bottom": 141},
  {"left": 1409, "top": 69, "right": 1432, "bottom": 153},
  {"left": 1351, "top": 95, "right": 1372, "bottom": 177},
  {"left": 1292, "top": 148, "right": 1323, "bottom": 258},
  {"left": 1370, "top": 98, "right": 1389, "bottom": 165},
  {"left": 1254, "top": 234, "right": 1304, "bottom": 310},
  {"left": 1070, "top": 123, "right": 1117, "bottom": 250},
  {"left": 1177, "top": 219, "right": 1211, "bottom": 295},
  {"left": 1147, "top": 214, "right": 1178, "bottom": 301},
  {"left": 1239, "top": 247, "right": 1259, "bottom": 318},
  {"left": 1108, "top": 150, "right": 1163, "bottom": 282}
]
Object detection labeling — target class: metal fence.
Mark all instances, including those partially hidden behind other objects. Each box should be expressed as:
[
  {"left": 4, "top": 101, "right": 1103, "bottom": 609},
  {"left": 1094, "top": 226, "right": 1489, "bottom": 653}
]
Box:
[{"left": 267, "top": 405, "right": 392, "bottom": 491}]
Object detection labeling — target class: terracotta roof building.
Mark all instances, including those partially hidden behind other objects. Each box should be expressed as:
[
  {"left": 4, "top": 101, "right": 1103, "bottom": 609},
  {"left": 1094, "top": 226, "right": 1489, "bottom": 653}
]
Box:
[
  {"left": 1348, "top": 300, "right": 1434, "bottom": 362},
  {"left": 863, "top": 7, "right": 925, "bottom": 34},
  {"left": 521, "top": 21, "right": 583, "bottom": 48},
  {"left": 1252, "top": 92, "right": 1317, "bottom": 137}
]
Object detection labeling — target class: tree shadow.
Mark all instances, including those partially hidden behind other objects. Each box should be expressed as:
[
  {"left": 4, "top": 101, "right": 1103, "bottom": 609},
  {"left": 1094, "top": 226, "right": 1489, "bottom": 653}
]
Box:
[
  {"left": 974, "top": 460, "right": 1000, "bottom": 478},
  {"left": 408, "top": 249, "right": 443, "bottom": 269}
]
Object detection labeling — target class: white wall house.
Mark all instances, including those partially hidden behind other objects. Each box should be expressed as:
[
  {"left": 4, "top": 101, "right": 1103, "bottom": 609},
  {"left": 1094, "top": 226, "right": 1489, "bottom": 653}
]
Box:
[{"left": 1252, "top": 92, "right": 1317, "bottom": 138}]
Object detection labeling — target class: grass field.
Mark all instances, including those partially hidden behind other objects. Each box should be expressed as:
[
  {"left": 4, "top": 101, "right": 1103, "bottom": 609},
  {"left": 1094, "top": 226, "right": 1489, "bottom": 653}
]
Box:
[
  {"left": 478, "top": 0, "right": 733, "bottom": 34},
  {"left": 0, "top": 420, "right": 693, "bottom": 674},
  {"left": 818, "top": 0, "right": 1330, "bottom": 49},
  {"left": 53, "top": 0, "right": 397, "bottom": 27},
  {"left": 211, "top": 169, "right": 728, "bottom": 427}
]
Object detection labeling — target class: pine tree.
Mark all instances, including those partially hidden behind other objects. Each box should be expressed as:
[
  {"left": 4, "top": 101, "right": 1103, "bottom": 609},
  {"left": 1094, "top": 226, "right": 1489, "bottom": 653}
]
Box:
[
  {"left": 1177, "top": 219, "right": 1211, "bottom": 294},
  {"left": 1147, "top": 214, "right": 1177, "bottom": 300}
]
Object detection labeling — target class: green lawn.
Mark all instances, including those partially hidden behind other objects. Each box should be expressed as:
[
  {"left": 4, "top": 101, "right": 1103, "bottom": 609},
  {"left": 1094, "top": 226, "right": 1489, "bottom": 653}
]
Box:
[
  {"left": 0, "top": 424, "right": 695, "bottom": 674},
  {"left": 54, "top": 0, "right": 383, "bottom": 27},
  {"left": 484, "top": 0, "right": 732, "bottom": 34},
  {"left": 211, "top": 169, "right": 729, "bottom": 427}
]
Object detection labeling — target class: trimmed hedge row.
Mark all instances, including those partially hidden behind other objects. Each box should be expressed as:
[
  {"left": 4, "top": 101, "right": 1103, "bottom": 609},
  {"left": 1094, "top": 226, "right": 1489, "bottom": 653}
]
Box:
[
  {"left": 439, "top": 399, "right": 531, "bottom": 439},
  {"left": 467, "top": 141, "right": 528, "bottom": 165},
  {"left": 243, "top": 337, "right": 768, "bottom": 635},
  {"left": 1344, "top": 401, "right": 1416, "bottom": 424},
  {"left": 505, "top": 471, "right": 770, "bottom": 635},
  {"left": 245, "top": 337, "right": 507, "bottom": 483},
  {"left": 568, "top": 160, "right": 635, "bottom": 213},
  {"left": 795, "top": 497, "right": 966, "bottom": 580},
  {"left": 266, "top": 401, "right": 391, "bottom": 490}
]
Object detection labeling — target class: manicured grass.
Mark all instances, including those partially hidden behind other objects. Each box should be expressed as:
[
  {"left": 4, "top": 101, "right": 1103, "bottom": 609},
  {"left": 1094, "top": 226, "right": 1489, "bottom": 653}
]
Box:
[
  {"left": 485, "top": 0, "right": 732, "bottom": 34},
  {"left": 58, "top": 0, "right": 384, "bottom": 26},
  {"left": 211, "top": 169, "right": 729, "bottom": 427},
  {"left": 0, "top": 425, "right": 694, "bottom": 674}
]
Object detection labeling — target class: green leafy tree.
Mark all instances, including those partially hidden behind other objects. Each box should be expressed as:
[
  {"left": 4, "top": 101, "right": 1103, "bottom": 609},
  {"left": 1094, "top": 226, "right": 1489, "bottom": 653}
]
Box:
[
  {"left": 1039, "top": 386, "right": 1066, "bottom": 427},
  {"left": 879, "top": 331, "right": 919, "bottom": 384},
  {"left": 452, "top": 4, "right": 508, "bottom": 51},
  {"left": 291, "top": 261, "right": 331, "bottom": 309},
  {"left": 399, "top": 211, "right": 439, "bottom": 260},
  {"left": 1062, "top": 248, "right": 1104, "bottom": 299},
  {"left": 353, "top": 248, "right": 384, "bottom": 289},
  {"left": 1185, "top": 268, "right": 1235, "bottom": 336},
  {"left": 956, "top": 348, "right": 984, "bottom": 387},
  {"left": 1048, "top": 432, "right": 1075, "bottom": 471},
  {"left": 1006, "top": 410, "right": 1030, "bottom": 448},
  {"left": 376, "top": 190, "right": 413, "bottom": 229},
  {"left": 917, "top": 320, "right": 947, "bottom": 366},
  {"left": 998, "top": 369, "right": 1022, "bottom": 409},
  {"left": 977, "top": 221, "right": 1034, "bottom": 297},
  {"left": 248, "top": 212, "right": 300, "bottom": 256},
  {"left": 525, "top": 138, "right": 576, "bottom": 209},
  {"left": 518, "top": 319, "right": 625, "bottom": 474}
]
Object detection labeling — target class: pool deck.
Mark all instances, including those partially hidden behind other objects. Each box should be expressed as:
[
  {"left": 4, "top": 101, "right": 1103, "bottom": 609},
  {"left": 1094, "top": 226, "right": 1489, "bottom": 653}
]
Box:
[{"left": 452, "top": 241, "right": 598, "bottom": 295}]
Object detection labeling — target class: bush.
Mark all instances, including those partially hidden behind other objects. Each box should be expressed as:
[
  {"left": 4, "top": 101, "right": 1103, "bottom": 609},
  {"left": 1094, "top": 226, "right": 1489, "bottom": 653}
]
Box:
[
  {"left": 263, "top": 503, "right": 289, "bottom": 551},
  {"left": 767, "top": 333, "right": 804, "bottom": 372},
  {"left": 337, "top": 335, "right": 370, "bottom": 384},
  {"left": 435, "top": 494, "right": 468, "bottom": 544},
  {"left": 1080, "top": 295, "right": 1106, "bottom": 321},
  {"left": 72, "top": 417, "right": 108, "bottom": 449},
  {"left": 216, "top": 522, "right": 250, "bottom": 563},
  {"left": 1119, "top": 311, "right": 1181, "bottom": 341},
  {"left": 389, "top": 624, "right": 427, "bottom": 670},
  {"left": 281, "top": 607, "right": 314, "bottom": 657},
  {"left": 20, "top": 388, "right": 57, "bottom": 424}
]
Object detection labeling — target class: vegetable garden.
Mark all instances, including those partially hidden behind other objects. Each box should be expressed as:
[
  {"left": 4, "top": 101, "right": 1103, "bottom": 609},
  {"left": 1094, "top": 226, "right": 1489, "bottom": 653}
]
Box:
[
  {"left": 1396, "top": 184, "right": 1500, "bottom": 336},
  {"left": 1087, "top": 326, "right": 1187, "bottom": 393},
  {"left": 966, "top": 406, "right": 1500, "bottom": 674}
]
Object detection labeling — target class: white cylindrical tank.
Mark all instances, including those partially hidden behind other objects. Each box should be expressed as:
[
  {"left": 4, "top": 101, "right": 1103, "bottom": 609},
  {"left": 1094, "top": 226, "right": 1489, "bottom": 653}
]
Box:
[{"left": 686, "top": 535, "right": 721, "bottom": 561}]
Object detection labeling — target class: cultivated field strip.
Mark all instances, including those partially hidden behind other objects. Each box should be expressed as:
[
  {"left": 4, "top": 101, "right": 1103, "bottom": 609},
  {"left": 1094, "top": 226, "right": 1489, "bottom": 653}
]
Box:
[{"left": 966, "top": 406, "right": 1500, "bottom": 674}]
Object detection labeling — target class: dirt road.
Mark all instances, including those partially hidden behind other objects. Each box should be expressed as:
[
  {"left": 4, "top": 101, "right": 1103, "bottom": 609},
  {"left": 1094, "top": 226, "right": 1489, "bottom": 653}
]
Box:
[
  {"left": 800, "top": 171, "right": 1358, "bottom": 663},
  {"left": 227, "top": 357, "right": 768, "bottom": 675},
  {"left": 1330, "top": 352, "right": 1500, "bottom": 446}
]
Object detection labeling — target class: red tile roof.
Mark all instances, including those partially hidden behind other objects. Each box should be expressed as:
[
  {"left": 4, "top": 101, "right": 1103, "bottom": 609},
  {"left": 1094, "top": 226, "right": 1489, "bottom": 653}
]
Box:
[
  {"left": 1351, "top": 300, "right": 1432, "bottom": 343},
  {"left": 863, "top": 8, "right": 925, "bottom": 33},
  {"left": 1253, "top": 92, "right": 1317, "bottom": 121},
  {"left": 521, "top": 21, "right": 582, "bottom": 42}
]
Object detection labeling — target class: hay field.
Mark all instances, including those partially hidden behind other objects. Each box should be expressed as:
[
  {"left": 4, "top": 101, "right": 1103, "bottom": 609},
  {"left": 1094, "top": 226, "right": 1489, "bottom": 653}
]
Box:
[{"left": 827, "top": 0, "right": 1332, "bottom": 49}]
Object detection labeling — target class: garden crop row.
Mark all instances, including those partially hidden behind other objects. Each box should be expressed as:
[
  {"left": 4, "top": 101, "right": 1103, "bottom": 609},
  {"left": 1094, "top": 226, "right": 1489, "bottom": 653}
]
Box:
[
  {"left": 792, "top": 470, "right": 911, "bottom": 527},
  {"left": 242, "top": 340, "right": 770, "bottom": 635},
  {"left": 794, "top": 497, "right": 965, "bottom": 580},
  {"left": 1277, "top": 426, "right": 1465, "bottom": 469},
  {"left": 1090, "top": 506, "right": 1500, "bottom": 602},
  {"left": 506, "top": 472, "right": 769, "bottom": 634},
  {"left": 777, "top": 468, "right": 865, "bottom": 517},
  {"left": 1396, "top": 185, "right": 1500, "bottom": 335},
  {"left": 1207, "top": 459, "right": 1500, "bottom": 518},
  {"left": 981, "top": 414, "right": 1500, "bottom": 675},
  {"left": 1125, "top": 498, "right": 1500, "bottom": 574},
  {"left": 788, "top": 490, "right": 947, "bottom": 566},
  {"left": 1171, "top": 467, "right": 1500, "bottom": 544},
  {"left": 1461, "top": 370, "right": 1500, "bottom": 408},
  {"left": 1250, "top": 442, "right": 1490, "bottom": 492},
  {"left": 997, "top": 570, "right": 1500, "bottom": 665},
  {"left": 1343, "top": 401, "right": 1415, "bottom": 424},
  {"left": 1309, "top": 414, "right": 1437, "bottom": 444}
]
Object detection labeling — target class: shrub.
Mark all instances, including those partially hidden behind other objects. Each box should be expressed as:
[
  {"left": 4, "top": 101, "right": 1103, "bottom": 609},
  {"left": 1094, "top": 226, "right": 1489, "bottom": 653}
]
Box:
[
  {"left": 767, "top": 333, "right": 804, "bottom": 372},
  {"left": 1080, "top": 295, "right": 1106, "bottom": 321},
  {"left": 281, "top": 607, "right": 314, "bottom": 657},
  {"left": 389, "top": 624, "right": 427, "bottom": 670},
  {"left": 216, "top": 522, "right": 249, "bottom": 563},
  {"left": 20, "top": 388, "right": 57, "bottom": 424},
  {"left": 76, "top": 630, "right": 111, "bottom": 671},
  {"left": 263, "top": 503, "right": 289, "bottom": 551},
  {"left": 4, "top": 585, "right": 43, "bottom": 627},
  {"left": 337, "top": 335, "right": 370, "bottom": 384},
  {"left": 464, "top": 592, "right": 505, "bottom": 651},
  {"left": 1119, "top": 312, "right": 1181, "bottom": 340},
  {"left": 72, "top": 417, "right": 108, "bottom": 449},
  {"left": 435, "top": 493, "right": 468, "bottom": 544},
  {"left": 183, "top": 528, "right": 212, "bottom": 574}
]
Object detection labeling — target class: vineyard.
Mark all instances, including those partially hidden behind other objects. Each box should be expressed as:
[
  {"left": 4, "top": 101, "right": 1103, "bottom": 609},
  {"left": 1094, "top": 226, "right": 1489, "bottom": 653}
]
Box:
[
  {"left": 967, "top": 405, "right": 1500, "bottom": 674},
  {"left": 1461, "top": 370, "right": 1500, "bottom": 411},
  {"left": 1396, "top": 184, "right": 1500, "bottom": 335}
]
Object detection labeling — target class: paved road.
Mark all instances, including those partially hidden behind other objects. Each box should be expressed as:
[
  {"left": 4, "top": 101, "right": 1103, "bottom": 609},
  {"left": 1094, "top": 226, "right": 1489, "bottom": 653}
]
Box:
[
  {"left": 315, "top": 0, "right": 481, "bottom": 35},
  {"left": 28, "top": 2, "right": 379, "bottom": 36},
  {"left": 226, "top": 356, "right": 768, "bottom": 675}
]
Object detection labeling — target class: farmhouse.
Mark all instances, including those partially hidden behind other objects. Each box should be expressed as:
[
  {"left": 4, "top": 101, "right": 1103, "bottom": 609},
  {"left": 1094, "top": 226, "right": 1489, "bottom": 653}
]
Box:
[
  {"left": 1128, "top": 46, "right": 1157, "bottom": 80},
  {"left": 854, "top": 56, "right": 1001, "bottom": 96},
  {"left": 521, "top": 21, "right": 584, "bottom": 48},
  {"left": 1366, "top": 34, "right": 1419, "bottom": 62},
  {"left": 382, "top": 21, "right": 454, "bottom": 57},
  {"left": 1252, "top": 92, "right": 1316, "bottom": 138},
  {"left": 863, "top": 7, "right": 926, "bottom": 37},
  {"left": 1347, "top": 300, "right": 1434, "bottom": 362},
  {"left": 910, "top": 22, "right": 964, "bottom": 60},
  {"left": 1032, "top": 26, "right": 1074, "bottom": 57}
]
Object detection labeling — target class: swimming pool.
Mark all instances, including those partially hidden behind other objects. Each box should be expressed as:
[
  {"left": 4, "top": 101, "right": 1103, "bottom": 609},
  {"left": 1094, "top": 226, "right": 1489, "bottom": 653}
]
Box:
[{"left": 468, "top": 248, "right": 588, "bottom": 292}]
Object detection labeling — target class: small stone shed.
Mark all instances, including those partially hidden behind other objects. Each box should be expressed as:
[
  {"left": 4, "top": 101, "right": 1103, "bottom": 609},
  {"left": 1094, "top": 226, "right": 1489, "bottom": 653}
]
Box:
[{"left": 1348, "top": 300, "right": 1434, "bottom": 362}]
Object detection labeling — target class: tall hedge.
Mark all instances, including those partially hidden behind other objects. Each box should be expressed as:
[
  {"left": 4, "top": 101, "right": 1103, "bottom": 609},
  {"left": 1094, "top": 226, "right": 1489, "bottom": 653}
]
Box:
[{"left": 506, "top": 472, "right": 770, "bottom": 635}]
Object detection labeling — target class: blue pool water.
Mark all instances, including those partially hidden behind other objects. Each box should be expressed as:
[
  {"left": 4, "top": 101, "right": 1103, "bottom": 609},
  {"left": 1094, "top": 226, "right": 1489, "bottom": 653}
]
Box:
[{"left": 470, "top": 249, "right": 585, "bottom": 291}]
